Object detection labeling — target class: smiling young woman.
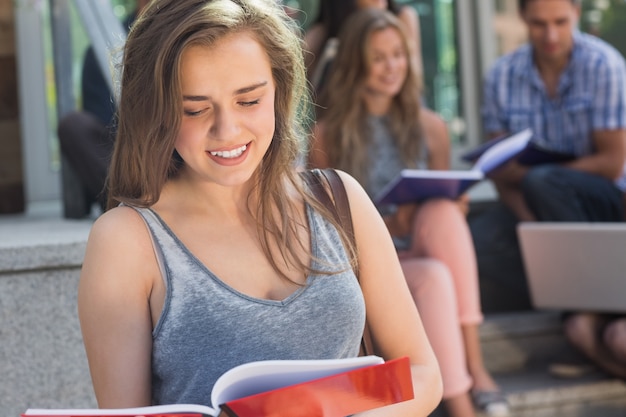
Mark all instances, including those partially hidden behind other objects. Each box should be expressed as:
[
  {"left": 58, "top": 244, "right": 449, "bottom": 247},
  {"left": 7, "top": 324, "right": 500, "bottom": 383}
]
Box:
[{"left": 77, "top": 0, "right": 442, "bottom": 415}]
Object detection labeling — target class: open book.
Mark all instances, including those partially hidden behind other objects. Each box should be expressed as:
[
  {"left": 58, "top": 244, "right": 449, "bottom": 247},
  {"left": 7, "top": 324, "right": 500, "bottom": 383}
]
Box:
[
  {"left": 375, "top": 128, "right": 533, "bottom": 205},
  {"left": 22, "top": 356, "right": 413, "bottom": 417},
  {"left": 462, "top": 131, "right": 575, "bottom": 167}
]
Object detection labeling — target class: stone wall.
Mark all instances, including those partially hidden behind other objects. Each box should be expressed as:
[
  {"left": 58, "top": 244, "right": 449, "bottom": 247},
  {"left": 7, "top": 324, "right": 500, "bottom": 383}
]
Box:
[
  {"left": 0, "top": 222, "right": 96, "bottom": 416},
  {"left": 0, "top": 269, "right": 96, "bottom": 416}
]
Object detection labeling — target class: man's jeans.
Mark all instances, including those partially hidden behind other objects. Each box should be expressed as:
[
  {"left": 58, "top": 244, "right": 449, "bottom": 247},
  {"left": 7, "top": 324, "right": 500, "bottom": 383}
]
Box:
[
  {"left": 523, "top": 165, "right": 624, "bottom": 221},
  {"left": 469, "top": 165, "right": 624, "bottom": 312}
]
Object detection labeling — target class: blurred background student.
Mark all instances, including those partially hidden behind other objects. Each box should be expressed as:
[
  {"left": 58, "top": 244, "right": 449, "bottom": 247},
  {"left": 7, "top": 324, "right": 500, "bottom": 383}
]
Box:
[
  {"left": 303, "top": 0, "right": 421, "bottom": 96},
  {"left": 57, "top": 0, "right": 149, "bottom": 214},
  {"left": 309, "top": 8, "right": 509, "bottom": 417},
  {"left": 472, "top": 0, "right": 626, "bottom": 311}
]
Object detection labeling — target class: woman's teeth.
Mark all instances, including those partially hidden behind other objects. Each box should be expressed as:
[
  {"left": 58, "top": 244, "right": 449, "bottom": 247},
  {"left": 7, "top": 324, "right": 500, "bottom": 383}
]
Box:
[{"left": 210, "top": 144, "right": 247, "bottom": 159}]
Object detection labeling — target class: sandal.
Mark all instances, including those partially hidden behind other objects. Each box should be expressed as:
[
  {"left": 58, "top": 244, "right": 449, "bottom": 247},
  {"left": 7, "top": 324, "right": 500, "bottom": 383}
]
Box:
[{"left": 471, "top": 389, "right": 511, "bottom": 416}]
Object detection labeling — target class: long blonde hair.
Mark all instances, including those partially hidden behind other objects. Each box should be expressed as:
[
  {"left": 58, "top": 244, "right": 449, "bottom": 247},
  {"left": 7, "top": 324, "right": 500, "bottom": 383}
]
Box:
[
  {"left": 316, "top": 8, "right": 423, "bottom": 187},
  {"left": 107, "top": 0, "right": 354, "bottom": 279}
]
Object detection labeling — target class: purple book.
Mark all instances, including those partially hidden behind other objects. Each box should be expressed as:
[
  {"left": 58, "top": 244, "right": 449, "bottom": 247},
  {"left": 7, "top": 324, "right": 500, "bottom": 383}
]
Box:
[{"left": 376, "top": 128, "right": 533, "bottom": 205}]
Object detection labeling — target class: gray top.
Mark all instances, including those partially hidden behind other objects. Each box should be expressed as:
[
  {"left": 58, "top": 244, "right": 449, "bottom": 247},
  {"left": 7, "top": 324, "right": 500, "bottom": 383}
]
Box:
[
  {"left": 365, "top": 115, "right": 427, "bottom": 250},
  {"left": 365, "top": 115, "right": 427, "bottom": 200},
  {"left": 130, "top": 204, "right": 365, "bottom": 406}
]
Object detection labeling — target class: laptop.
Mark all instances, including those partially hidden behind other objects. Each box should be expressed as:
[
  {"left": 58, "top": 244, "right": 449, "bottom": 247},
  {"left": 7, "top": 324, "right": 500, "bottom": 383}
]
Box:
[{"left": 517, "top": 222, "right": 626, "bottom": 313}]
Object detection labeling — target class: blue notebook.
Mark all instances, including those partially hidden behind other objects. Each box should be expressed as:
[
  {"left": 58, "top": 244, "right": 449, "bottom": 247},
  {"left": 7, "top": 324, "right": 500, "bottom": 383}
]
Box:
[{"left": 375, "top": 128, "right": 533, "bottom": 205}]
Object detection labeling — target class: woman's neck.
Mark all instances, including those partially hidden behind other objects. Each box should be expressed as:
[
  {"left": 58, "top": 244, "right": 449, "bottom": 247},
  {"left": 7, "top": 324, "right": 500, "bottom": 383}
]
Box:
[
  {"left": 157, "top": 172, "right": 257, "bottom": 221},
  {"left": 363, "top": 90, "right": 392, "bottom": 116}
]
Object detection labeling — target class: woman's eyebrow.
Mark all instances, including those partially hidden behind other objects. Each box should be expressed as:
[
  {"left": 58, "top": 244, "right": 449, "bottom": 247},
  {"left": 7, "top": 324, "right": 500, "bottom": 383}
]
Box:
[
  {"left": 235, "top": 81, "right": 268, "bottom": 95},
  {"left": 182, "top": 81, "right": 268, "bottom": 101}
]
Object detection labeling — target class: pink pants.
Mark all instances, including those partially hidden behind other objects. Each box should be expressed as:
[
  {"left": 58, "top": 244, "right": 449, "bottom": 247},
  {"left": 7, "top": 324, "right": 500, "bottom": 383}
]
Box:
[{"left": 400, "top": 199, "right": 483, "bottom": 399}]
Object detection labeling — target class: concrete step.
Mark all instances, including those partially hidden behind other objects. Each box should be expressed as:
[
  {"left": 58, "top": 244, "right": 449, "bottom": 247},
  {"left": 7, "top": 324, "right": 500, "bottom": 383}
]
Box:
[
  {"left": 474, "top": 311, "right": 626, "bottom": 417},
  {"left": 431, "top": 364, "right": 626, "bottom": 417},
  {"left": 0, "top": 207, "right": 91, "bottom": 273},
  {"left": 480, "top": 310, "right": 571, "bottom": 373},
  {"left": 498, "top": 365, "right": 626, "bottom": 417}
]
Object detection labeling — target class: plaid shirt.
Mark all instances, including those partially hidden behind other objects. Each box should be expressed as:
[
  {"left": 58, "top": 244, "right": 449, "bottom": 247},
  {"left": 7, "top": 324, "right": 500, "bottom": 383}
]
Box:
[{"left": 482, "top": 31, "right": 626, "bottom": 189}]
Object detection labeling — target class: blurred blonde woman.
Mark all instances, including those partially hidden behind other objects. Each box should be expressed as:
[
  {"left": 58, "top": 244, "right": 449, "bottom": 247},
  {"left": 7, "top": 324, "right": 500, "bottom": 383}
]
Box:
[
  {"left": 304, "top": 0, "right": 421, "bottom": 95},
  {"left": 309, "top": 8, "right": 510, "bottom": 417}
]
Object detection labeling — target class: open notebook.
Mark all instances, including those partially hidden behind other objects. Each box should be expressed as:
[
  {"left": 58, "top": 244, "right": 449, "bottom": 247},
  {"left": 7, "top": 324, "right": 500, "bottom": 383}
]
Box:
[{"left": 517, "top": 222, "right": 626, "bottom": 313}]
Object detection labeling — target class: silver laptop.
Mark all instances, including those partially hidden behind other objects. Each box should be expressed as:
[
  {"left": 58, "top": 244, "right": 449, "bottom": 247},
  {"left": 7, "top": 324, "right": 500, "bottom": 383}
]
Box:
[{"left": 517, "top": 222, "right": 626, "bottom": 313}]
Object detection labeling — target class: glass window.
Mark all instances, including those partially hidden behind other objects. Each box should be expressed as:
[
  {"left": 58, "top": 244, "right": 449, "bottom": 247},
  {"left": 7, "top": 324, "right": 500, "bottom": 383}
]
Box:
[
  {"left": 404, "top": 0, "right": 462, "bottom": 144},
  {"left": 580, "top": 0, "right": 626, "bottom": 58}
]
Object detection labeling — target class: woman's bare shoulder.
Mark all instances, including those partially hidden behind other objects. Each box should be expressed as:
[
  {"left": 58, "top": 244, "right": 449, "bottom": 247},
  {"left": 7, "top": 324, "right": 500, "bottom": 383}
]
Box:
[
  {"left": 90, "top": 205, "right": 146, "bottom": 237},
  {"left": 420, "top": 107, "right": 445, "bottom": 129},
  {"left": 332, "top": 170, "right": 374, "bottom": 210},
  {"left": 420, "top": 108, "right": 449, "bottom": 141},
  {"left": 80, "top": 205, "right": 161, "bottom": 300},
  {"left": 86, "top": 206, "right": 155, "bottom": 265}
]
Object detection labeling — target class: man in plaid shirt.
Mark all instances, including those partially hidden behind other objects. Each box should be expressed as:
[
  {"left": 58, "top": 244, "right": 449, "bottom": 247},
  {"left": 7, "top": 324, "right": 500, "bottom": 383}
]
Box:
[
  {"left": 471, "top": 0, "right": 626, "bottom": 380},
  {"left": 471, "top": 0, "right": 626, "bottom": 310}
]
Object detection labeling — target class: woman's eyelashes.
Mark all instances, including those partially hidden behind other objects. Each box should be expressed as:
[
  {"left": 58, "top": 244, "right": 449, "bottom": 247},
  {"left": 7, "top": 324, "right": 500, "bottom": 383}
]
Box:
[
  {"left": 183, "top": 99, "right": 261, "bottom": 117},
  {"left": 239, "top": 99, "right": 260, "bottom": 107},
  {"left": 184, "top": 108, "right": 206, "bottom": 117}
]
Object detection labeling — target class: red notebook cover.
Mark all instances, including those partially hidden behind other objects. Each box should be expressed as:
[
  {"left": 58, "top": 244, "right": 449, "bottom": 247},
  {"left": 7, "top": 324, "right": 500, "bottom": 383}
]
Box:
[
  {"left": 220, "top": 356, "right": 413, "bottom": 417},
  {"left": 21, "top": 414, "right": 204, "bottom": 417}
]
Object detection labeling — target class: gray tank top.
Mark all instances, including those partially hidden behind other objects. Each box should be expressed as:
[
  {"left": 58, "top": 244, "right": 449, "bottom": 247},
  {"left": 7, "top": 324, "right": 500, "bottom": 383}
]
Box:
[
  {"left": 130, "top": 205, "right": 365, "bottom": 406},
  {"left": 365, "top": 115, "right": 427, "bottom": 200},
  {"left": 365, "top": 115, "right": 427, "bottom": 250}
]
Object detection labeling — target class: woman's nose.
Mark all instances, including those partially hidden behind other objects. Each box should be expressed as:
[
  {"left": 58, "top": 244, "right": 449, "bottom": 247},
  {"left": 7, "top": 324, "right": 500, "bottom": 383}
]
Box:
[{"left": 209, "top": 107, "right": 241, "bottom": 141}]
